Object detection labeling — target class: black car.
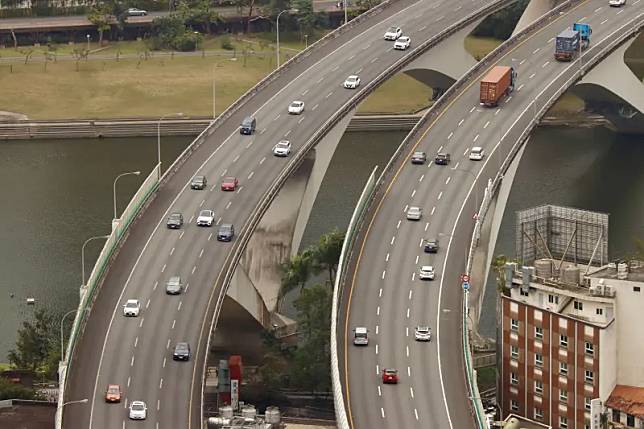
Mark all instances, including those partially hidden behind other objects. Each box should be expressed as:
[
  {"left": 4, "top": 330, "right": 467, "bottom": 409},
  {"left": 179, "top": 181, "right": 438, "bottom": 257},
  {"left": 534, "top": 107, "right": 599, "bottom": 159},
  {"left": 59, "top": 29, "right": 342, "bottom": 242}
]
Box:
[
  {"left": 240, "top": 116, "right": 256, "bottom": 135},
  {"left": 191, "top": 175, "right": 207, "bottom": 190},
  {"left": 411, "top": 151, "right": 427, "bottom": 164},
  {"left": 424, "top": 238, "right": 439, "bottom": 253},
  {"left": 173, "top": 342, "right": 191, "bottom": 361},
  {"left": 165, "top": 276, "right": 183, "bottom": 295},
  {"left": 434, "top": 153, "right": 451, "bottom": 165},
  {"left": 217, "top": 224, "right": 235, "bottom": 242},
  {"left": 166, "top": 213, "right": 183, "bottom": 229}
]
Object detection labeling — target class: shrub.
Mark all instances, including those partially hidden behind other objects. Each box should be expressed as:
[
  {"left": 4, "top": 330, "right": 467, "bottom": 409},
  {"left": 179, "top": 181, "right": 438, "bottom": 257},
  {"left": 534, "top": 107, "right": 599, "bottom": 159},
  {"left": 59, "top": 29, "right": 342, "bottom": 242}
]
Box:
[{"left": 220, "top": 34, "right": 234, "bottom": 50}]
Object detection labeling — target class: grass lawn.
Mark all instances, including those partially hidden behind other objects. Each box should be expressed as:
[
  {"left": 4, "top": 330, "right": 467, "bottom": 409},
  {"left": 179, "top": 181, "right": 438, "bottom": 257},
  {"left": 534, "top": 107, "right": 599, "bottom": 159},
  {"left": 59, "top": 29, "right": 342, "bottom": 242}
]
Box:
[
  {"left": 476, "top": 366, "right": 496, "bottom": 392},
  {"left": 464, "top": 35, "right": 503, "bottom": 60},
  {"left": 358, "top": 73, "right": 433, "bottom": 114},
  {"left": 0, "top": 363, "right": 12, "bottom": 372}
]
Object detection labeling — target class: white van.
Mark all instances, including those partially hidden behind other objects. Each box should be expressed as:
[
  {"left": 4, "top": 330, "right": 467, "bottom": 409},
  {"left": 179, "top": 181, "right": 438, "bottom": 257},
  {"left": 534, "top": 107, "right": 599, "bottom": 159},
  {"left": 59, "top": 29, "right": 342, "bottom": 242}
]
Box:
[{"left": 353, "top": 327, "right": 368, "bottom": 346}]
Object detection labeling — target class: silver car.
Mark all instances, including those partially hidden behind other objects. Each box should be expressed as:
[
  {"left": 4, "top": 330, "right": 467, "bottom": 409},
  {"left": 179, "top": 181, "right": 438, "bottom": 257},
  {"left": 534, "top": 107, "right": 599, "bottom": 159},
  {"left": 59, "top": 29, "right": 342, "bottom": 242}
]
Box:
[
  {"left": 165, "top": 276, "right": 183, "bottom": 295},
  {"left": 406, "top": 206, "right": 422, "bottom": 220},
  {"left": 419, "top": 265, "right": 435, "bottom": 280},
  {"left": 414, "top": 326, "right": 432, "bottom": 341}
]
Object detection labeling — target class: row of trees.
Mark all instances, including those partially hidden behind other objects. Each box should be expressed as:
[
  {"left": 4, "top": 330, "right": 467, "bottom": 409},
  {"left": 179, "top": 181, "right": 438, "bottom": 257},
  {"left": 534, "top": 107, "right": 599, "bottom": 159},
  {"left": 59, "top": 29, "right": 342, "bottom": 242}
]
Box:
[{"left": 260, "top": 229, "right": 344, "bottom": 393}]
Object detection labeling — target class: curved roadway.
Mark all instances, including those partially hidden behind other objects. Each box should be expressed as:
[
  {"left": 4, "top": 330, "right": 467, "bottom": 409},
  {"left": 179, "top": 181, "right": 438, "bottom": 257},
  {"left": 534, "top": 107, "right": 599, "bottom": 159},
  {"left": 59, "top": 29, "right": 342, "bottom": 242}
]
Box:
[
  {"left": 341, "top": 0, "right": 643, "bottom": 428},
  {"left": 62, "top": 0, "right": 509, "bottom": 427}
]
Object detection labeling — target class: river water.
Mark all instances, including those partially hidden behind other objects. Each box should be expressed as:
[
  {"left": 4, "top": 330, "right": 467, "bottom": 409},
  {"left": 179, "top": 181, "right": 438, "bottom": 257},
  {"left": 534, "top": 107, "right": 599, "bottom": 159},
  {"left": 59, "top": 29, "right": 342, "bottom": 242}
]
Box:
[{"left": 0, "top": 126, "right": 641, "bottom": 359}]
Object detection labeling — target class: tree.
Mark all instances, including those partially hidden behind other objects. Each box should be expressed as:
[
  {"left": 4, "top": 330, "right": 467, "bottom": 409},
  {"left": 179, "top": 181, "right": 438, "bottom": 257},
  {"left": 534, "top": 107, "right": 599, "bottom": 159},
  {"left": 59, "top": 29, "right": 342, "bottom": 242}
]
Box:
[
  {"left": 88, "top": 4, "right": 112, "bottom": 45},
  {"left": 635, "top": 238, "right": 644, "bottom": 260},
  {"left": 0, "top": 378, "right": 42, "bottom": 401},
  {"left": 491, "top": 254, "right": 509, "bottom": 294},
  {"left": 8, "top": 309, "right": 60, "bottom": 378},
  {"left": 310, "top": 229, "right": 344, "bottom": 285},
  {"left": 355, "top": 0, "right": 381, "bottom": 12},
  {"left": 277, "top": 250, "right": 313, "bottom": 311},
  {"left": 177, "top": 0, "right": 223, "bottom": 34},
  {"left": 291, "top": 0, "right": 316, "bottom": 36}
]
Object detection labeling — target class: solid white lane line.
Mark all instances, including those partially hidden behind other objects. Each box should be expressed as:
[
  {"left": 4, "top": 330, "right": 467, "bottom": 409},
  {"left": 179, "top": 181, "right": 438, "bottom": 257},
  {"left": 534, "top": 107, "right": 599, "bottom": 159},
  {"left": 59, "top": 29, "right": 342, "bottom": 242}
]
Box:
[
  {"left": 453, "top": 161, "right": 460, "bottom": 169},
  {"left": 377, "top": 306, "right": 380, "bottom": 316},
  {"left": 376, "top": 365, "right": 379, "bottom": 375},
  {"left": 192, "top": 265, "right": 197, "bottom": 274},
  {"left": 484, "top": 121, "right": 490, "bottom": 129},
  {"left": 179, "top": 231, "right": 185, "bottom": 239},
  {"left": 463, "top": 148, "right": 469, "bottom": 156},
  {"left": 407, "top": 366, "right": 411, "bottom": 377},
  {"left": 385, "top": 253, "right": 390, "bottom": 262},
  {"left": 208, "top": 233, "right": 212, "bottom": 241},
  {"left": 375, "top": 344, "right": 379, "bottom": 355},
  {"left": 232, "top": 154, "right": 240, "bottom": 163},
  {"left": 411, "top": 189, "right": 416, "bottom": 198},
  {"left": 163, "top": 357, "right": 166, "bottom": 368},
  {"left": 410, "top": 387, "right": 414, "bottom": 398},
  {"left": 199, "top": 248, "right": 204, "bottom": 258},
  {"left": 391, "top": 236, "right": 395, "bottom": 245},
  {"left": 177, "top": 301, "right": 182, "bottom": 311},
  {"left": 473, "top": 134, "right": 479, "bottom": 142},
  {"left": 382, "top": 270, "right": 386, "bottom": 280},
  {"left": 146, "top": 299, "right": 151, "bottom": 309},
  {"left": 139, "top": 318, "right": 144, "bottom": 328},
  {"left": 159, "top": 378, "right": 163, "bottom": 389},
  {"left": 415, "top": 255, "right": 419, "bottom": 264},
  {"left": 425, "top": 222, "right": 429, "bottom": 231},
  {"left": 458, "top": 118, "right": 464, "bottom": 126},
  {"left": 431, "top": 206, "right": 436, "bottom": 215},
  {"left": 131, "top": 355, "right": 134, "bottom": 366},
  {"left": 298, "top": 116, "right": 305, "bottom": 124},
  {"left": 406, "top": 308, "right": 410, "bottom": 318},
  {"left": 161, "top": 264, "right": 166, "bottom": 273},
  {"left": 259, "top": 156, "right": 266, "bottom": 165},
  {"left": 153, "top": 281, "right": 158, "bottom": 291},
  {"left": 166, "top": 339, "right": 171, "bottom": 349},
  {"left": 406, "top": 327, "right": 409, "bottom": 337},
  {"left": 438, "top": 145, "right": 444, "bottom": 152},
  {"left": 170, "top": 247, "right": 175, "bottom": 256},
  {"left": 519, "top": 59, "right": 526, "bottom": 65},
  {"left": 157, "top": 400, "right": 160, "bottom": 411},
  {"left": 376, "top": 325, "right": 379, "bottom": 335},
  {"left": 412, "top": 273, "right": 416, "bottom": 281},
  {"left": 419, "top": 174, "right": 424, "bottom": 182},
  {"left": 438, "top": 191, "right": 443, "bottom": 200},
  {"left": 532, "top": 48, "right": 540, "bottom": 54},
  {"left": 378, "top": 386, "right": 382, "bottom": 396},
  {"left": 134, "top": 337, "right": 138, "bottom": 348},
  {"left": 326, "top": 91, "right": 334, "bottom": 98},
  {"left": 415, "top": 409, "right": 419, "bottom": 421},
  {"left": 199, "top": 199, "right": 205, "bottom": 207},
  {"left": 172, "top": 320, "right": 176, "bottom": 329},
  {"left": 381, "top": 408, "right": 385, "bottom": 419},
  {"left": 225, "top": 201, "right": 232, "bottom": 210},
  {"left": 379, "top": 288, "right": 383, "bottom": 298},
  {"left": 127, "top": 377, "right": 131, "bottom": 387},
  {"left": 406, "top": 346, "right": 409, "bottom": 357},
  {"left": 445, "top": 177, "right": 451, "bottom": 185},
  {"left": 248, "top": 171, "right": 255, "bottom": 180},
  {"left": 600, "top": 18, "right": 608, "bottom": 24},
  {"left": 397, "top": 220, "right": 401, "bottom": 229},
  {"left": 529, "top": 73, "right": 536, "bottom": 79},
  {"left": 419, "top": 238, "right": 424, "bottom": 247},
  {"left": 542, "top": 61, "right": 550, "bottom": 68},
  {"left": 517, "top": 84, "right": 525, "bottom": 91},
  {"left": 495, "top": 108, "right": 501, "bottom": 116},
  {"left": 408, "top": 289, "right": 413, "bottom": 300},
  {"left": 447, "top": 132, "right": 453, "bottom": 140}
]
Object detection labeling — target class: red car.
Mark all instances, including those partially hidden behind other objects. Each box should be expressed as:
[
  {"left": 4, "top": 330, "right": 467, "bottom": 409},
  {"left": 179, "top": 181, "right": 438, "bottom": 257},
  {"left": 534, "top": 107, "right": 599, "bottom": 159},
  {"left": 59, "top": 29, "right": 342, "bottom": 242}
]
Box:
[
  {"left": 382, "top": 368, "right": 399, "bottom": 384},
  {"left": 105, "top": 384, "right": 122, "bottom": 403},
  {"left": 221, "top": 176, "right": 239, "bottom": 191}
]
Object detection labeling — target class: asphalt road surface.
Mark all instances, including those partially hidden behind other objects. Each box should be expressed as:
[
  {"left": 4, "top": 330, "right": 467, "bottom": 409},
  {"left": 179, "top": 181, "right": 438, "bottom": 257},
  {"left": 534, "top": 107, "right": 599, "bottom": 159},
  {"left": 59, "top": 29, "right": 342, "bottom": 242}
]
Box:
[
  {"left": 341, "top": 0, "right": 643, "bottom": 428},
  {"left": 0, "top": 12, "right": 168, "bottom": 32},
  {"left": 61, "top": 0, "right": 512, "bottom": 427}
]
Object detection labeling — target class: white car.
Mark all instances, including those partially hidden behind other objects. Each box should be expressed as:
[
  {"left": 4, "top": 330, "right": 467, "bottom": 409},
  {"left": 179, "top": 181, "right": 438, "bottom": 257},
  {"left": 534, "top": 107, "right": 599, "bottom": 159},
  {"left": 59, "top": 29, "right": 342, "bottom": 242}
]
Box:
[
  {"left": 414, "top": 326, "right": 432, "bottom": 341},
  {"left": 129, "top": 400, "right": 147, "bottom": 420},
  {"left": 343, "top": 75, "right": 361, "bottom": 89},
  {"left": 406, "top": 206, "right": 422, "bottom": 220},
  {"left": 288, "top": 100, "right": 305, "bottom": 114},
  {"left": 273, "top": 140, "right": 292, "bottom": 157},
  {"left": 609, "top": 0, "right": 625, "bottom": 6},
  {"left": 419, "top": 265, "right": 435, "bottom": 280},
  {"left": 123, "top": 299, "right": 141, "bottom": 317},
  {"left": 196, "top": 209, "right": 215, "bottom": 226},
  {"left": 126, "top": 7, "right": 148, "bottom": 16},
  {"left": 469, "top": 146, "right": 485, "bottom": 160},
  {"left": 394, "top": 36, "right": 411, "bottom": 50},
  {"left": 384, "top": 26, "right": 402, "bottom": 40}
]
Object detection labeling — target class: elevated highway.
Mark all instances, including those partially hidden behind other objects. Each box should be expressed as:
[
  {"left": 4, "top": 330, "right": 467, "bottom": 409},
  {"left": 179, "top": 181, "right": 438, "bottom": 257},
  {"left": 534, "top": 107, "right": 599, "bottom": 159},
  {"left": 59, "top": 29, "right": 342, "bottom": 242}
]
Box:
[
  {"left": 60, "top": 0, "right": 518, "bottom": 427},
  {"left": 337, "top": 1, "right": 643, "bottom": 428}
]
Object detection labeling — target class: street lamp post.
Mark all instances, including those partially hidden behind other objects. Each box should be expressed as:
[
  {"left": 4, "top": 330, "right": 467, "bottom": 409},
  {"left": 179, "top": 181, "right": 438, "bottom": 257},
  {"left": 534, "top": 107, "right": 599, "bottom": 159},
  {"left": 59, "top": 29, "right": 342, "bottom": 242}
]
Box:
[
  {"left": 113, "top": 171, "right": 141, "bottom": 220},
  {"left": 86, "top": 34, "right": 90, "bottom": 51},
  {"left": 157, "top": 113, "right": 184, "bottom": 172},
  {"left": 276, "top": 9, "right": 298, "bottom": 69},
  {"left": 81, "top": 235, "right": 110, "bottom": 288},
  {"left": 343, "top": 0, "right": 348, "bottom": 25},
  {"left": 62, "top": 398, "right": 89, "bottom": 408},
  {"left": 60, "top": 308, "right": 88, "bottom": 361}
]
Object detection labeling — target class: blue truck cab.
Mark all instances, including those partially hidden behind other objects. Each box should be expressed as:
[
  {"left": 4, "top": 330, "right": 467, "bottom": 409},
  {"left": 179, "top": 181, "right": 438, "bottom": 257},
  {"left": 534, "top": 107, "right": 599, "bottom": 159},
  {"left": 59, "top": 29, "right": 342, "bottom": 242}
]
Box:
[
  {"left": 554, "top": 23, "right": 592, "bottom": 61},
  {"left": 572, "top": 22, "right": 592, "bottom": 49}
]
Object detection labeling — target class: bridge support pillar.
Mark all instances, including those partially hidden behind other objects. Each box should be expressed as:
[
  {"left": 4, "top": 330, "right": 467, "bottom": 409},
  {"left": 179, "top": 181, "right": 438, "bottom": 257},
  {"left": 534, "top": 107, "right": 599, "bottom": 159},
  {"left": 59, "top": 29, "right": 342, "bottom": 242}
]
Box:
[{"left": 512, "top": 0, "right": 559, "bottom": 36}]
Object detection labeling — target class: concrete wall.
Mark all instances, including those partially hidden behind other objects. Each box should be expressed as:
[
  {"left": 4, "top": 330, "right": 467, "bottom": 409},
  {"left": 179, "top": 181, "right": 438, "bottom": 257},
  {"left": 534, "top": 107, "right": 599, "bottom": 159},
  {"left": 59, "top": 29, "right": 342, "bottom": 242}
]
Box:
[{"left": 598, "top": 320, "right": 616, "bottom": 402}]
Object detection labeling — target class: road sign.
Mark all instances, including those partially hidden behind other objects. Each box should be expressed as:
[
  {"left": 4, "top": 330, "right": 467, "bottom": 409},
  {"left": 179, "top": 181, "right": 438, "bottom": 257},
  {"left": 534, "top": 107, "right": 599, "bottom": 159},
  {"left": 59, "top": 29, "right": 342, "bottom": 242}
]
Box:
[
  {"left": 460, "top": 274, "right": 470, "bottom": 283},
  {"left": 462, "top": 282, "right": 470, "bottom": 291}
]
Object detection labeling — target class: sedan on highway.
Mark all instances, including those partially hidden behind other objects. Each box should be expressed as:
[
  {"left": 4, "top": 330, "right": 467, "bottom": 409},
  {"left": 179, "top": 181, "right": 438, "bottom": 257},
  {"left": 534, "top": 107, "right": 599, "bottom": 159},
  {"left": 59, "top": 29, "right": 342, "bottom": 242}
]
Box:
[
  {"left": 196, "top": 209, "right": 215, "bottom": 226},
  {"left": 469, "top": 146, "right": 485, "bottom": 160},
  {"left": 165, "top": 276, "right": 183, "bottom": 295},
  {"left": 394, "top": 36, "right": 411, "bottom": 50},
  {"left": 288, "top": 100, "right": 305, "bottom": 114},
  {"left": 411, "top": 151, "right": 426, "bottom": 164},
  {"left": 273, "top": 140, "right": 292, "bottom": 157},
  {"left": 343, "top": 75, "right": 361, "bottom": 89},
  {"left": 609, "top": 0, "right": 626, "bottom": 6},
  {"left": 173, "top": 342, "right": 191, "bottom": 361},
  {"left": 434, "top": 152, "right": 451, "bottom": 165},
  {"left": 221, "top": 176, "right": 239, "bottom": 191},
  {"left": 414, "top": 326, "right": 432, "bottom": 341},
  {"left": 382, "top": 368, "right": 399, "bottom": 384},
  {"left": 383, "top": 26, "right": 402, "bottom": 40},
  {"left": 406, "top": 206, "right": 422, "bottom": 220},
  {"left": 217, "top": 224, "right": 235, "bottom": 242},
  {"left": 104, "top": 384, "right": 122, "bottom": 403},
  {"left": 166, "top": 212, "right": 183, "bottom": 229},
  {"left": 419, "top": 265, "right": 435, "bottom": 280},
  {"left": 191, "top": 175, "right": 208, "bottom": 190},
  {"left": 424, "top": 238, "right": 439, "bottom": 253},
  {"left": 123, "top": 299, "right": 141, "bottom": 317},
  {"left": 129, "top": 400, "right": 147, "bottom": 420},
  {"left": 126, "top": 7, "right": 147, "bottom": 16}
]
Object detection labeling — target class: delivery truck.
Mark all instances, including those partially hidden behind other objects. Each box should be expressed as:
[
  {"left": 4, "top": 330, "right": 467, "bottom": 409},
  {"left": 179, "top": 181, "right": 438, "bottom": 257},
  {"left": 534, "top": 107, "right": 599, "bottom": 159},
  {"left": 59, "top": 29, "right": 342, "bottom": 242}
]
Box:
[
  {"left": 554, "top": 23, "right": 592, "bottom": 61},
  {"left": 479, "top": 65, "right": 517, "bottom": 107}
]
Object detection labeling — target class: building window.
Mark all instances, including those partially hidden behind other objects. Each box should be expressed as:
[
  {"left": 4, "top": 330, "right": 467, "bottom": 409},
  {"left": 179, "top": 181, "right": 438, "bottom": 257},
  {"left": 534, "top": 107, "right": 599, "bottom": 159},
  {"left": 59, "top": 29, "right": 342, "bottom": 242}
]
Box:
[
  {"left": 520, "top": 288, "right": 529, "bottom": 297},
  {"left": 511, "top": 319, "right": 519, "bottom": 331},
  {"left": 560, "top": 362, "right": 568, "bottom": 375},
  {"left": 585, "top": 342, "right": 594, "bottom": 355},
  {"left": 548, "top": 294, "right": 559, "bottom": 304},
  {"left": 627, "top": 414, "right": 635, "bottom": 426},
  {"left": 560, "top": 416, "right": 568, "bottom": 428},
  {"left": 612, "top": 409, "right": 620, "bottom": 423},
  {"left": 511, "top": 372, "right": 518, "bottom": 385},
  {"left": 560, "top": 389, "right": 568, "bottom": 402},
  {"left": 585, "top": 370, "right": 594, "bottom": 384},
  {"left": 560, "top": 334, "right": 568, "bottom": 348},
  {"left": 534, "top": 407, "right": 543, "bottom": 420},
  {"left": 535, "top": 380, "right": 543, "bottom": 394},
  {"left": 511, "top": 399, "right": 519, "bottom": 411},
  {"left": 634, "top": 287, "right": 641, "bottom": 293},
  {"left": 535, "top": 326, "right": 543, "bottom": 339},
  {"left": 535, "top": 353, "right": 543, "bottom": 367},
  {"left": 574, "top": 301, "right": 584, "bottom": 311},
  {"left": 511, "top": 345, "right": 519, "bottom": 360},
  {"left": 585, "top": 398, "right": 591, "bottom": 411},
  {"left": 596, "top": 308, "right": 604, "bottom": 316}
]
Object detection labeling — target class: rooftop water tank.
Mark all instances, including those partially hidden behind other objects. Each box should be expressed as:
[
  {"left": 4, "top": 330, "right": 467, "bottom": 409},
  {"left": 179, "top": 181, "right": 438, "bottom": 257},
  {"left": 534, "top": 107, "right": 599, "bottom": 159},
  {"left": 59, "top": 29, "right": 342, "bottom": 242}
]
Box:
[
  {"left": 617, "top": 262, "right": 628, "bottom": 280},
  {"left": 241, "top": 404, "right": 257, "bottom": 419},
  {"left": 219, "top": 405, "right": 233, "bottom": 419},
  {"left": 534, "top": 259, "right": 553, "bottom": 278},
  {"left": 562, "top": 266, "right": 580, "bottom": 285},
  {"left": 265, "top": 406, "right": 281, "bottom": 424}
]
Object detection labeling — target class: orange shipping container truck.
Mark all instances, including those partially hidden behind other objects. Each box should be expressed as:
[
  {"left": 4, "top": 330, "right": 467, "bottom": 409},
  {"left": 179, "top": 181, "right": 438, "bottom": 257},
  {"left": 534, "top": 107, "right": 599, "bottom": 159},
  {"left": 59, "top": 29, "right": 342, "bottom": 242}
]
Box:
[{"left": 479, "top": 66, "right": 517, "bottom": 107}]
